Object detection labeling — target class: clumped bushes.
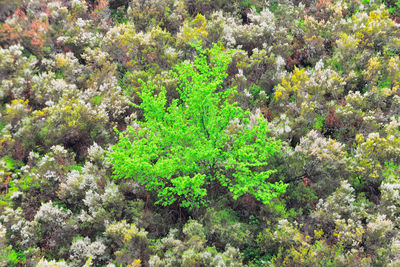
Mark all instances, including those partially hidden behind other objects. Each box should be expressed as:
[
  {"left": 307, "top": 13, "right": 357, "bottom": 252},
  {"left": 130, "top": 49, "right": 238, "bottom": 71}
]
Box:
[{"left": 1, "top": 0, "right": 400, "bottom": 265}]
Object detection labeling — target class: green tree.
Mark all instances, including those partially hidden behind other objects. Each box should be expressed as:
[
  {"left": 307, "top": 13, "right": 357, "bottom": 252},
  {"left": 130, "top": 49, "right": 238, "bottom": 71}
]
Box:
[{"left": 107, "top": 43, "right": 287, "bottom": 209}]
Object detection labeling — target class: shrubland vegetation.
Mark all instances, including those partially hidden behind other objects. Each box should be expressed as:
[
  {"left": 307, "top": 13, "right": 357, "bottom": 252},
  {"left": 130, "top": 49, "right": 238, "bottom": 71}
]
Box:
[{"left": 1, "top": 0, "right": 400, "bottom": 266}]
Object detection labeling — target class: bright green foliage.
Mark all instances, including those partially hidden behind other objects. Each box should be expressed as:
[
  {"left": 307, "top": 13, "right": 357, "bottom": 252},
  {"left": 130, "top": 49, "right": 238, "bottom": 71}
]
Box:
[
  {"left": 7, "top": 249, "right": 25, "bottom": 266},
  {"left": 314, "top": 115, "right": 325, "bottom": 131},
  {"left": 107, "top": 43, "right": 286, "bottom": 209}
]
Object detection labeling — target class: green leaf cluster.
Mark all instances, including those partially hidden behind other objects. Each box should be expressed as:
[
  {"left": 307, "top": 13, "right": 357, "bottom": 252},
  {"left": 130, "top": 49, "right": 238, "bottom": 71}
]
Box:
[{"left": 107, "top": 43, "right": 286, "bottom": 209}]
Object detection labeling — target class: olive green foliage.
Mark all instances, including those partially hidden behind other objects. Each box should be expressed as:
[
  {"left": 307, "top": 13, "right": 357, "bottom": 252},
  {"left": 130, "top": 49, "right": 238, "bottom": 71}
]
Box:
[{"left": 108, "top": 43, "right": 286, "bottom": 209}]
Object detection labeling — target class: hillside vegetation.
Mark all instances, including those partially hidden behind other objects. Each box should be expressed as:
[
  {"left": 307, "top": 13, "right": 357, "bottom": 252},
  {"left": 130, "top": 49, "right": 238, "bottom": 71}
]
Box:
[{"left": 1, "top": 0, "right": 400, "bottom": 266}]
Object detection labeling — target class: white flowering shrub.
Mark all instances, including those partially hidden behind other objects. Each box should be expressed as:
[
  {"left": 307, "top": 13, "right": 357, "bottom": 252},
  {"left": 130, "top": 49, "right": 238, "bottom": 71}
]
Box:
[
  {"left": 259, "top": 182, "right": 397, "bottom": 266},
  {"left": 21, "top": 145, "right": 75, "bottom": 194},
  {"left": 77, "top": 47, "right": 131, "bottom": 122},
  {"left": 34, "top": 201, "right": 72, "bottom": 237},
  {"left": 78, "top": 184, "right": 126, "bottom": 232},
  {"left": 41, "top": 52, "right": 82, "bottom": 85},
  {"left": 293, "top": 130, "right": 348, "bottom": 196},
  {"left": 30, "top": 73, "right": 79, "bottom": 107},
  {"left": 220, "top": 8, "right": 276, "bottom": 50},
  {"left": 69, "top": 237, "right": 107, "bottom": 267},
  {"left": 311, "top": 181, "right": 368, "bottom": 230},
  {"left": 363, "top": 215, "right": 395, "bottom": 264},
  {"left": 57, "top": 170, "right": 98, "bottom": 206},
  {"left": 56, "top": 144, "right": 109, "bottom": 207},
  {"left": 36, "top": 258, "right": 70, "bottom": 267},
  {"left": 270, "top": 65, "right": 347, "bottom": 145},
  {"left": 149, "top": 221, "right": 243, "bottom": 267},
  {"left": 0, "top": 207, "right": 37, "bottom": 249},
  {"left": 65, "top": 18, "right": 103, "bottom": 50},
  {"left": 86, "top": 142, "right": 106, "bottom": 166},
  {"left": 0, "top": 44, "right": 37, "bottom": 101},
  {"left": 127, "top": 0, "right": 186, "bottom": 33}
]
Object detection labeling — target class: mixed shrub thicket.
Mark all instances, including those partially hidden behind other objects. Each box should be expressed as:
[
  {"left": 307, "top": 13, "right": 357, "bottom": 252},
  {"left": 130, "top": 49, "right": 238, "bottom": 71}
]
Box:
[{"left": 2, "top": 0, "right": 400, "bottom": 266}]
